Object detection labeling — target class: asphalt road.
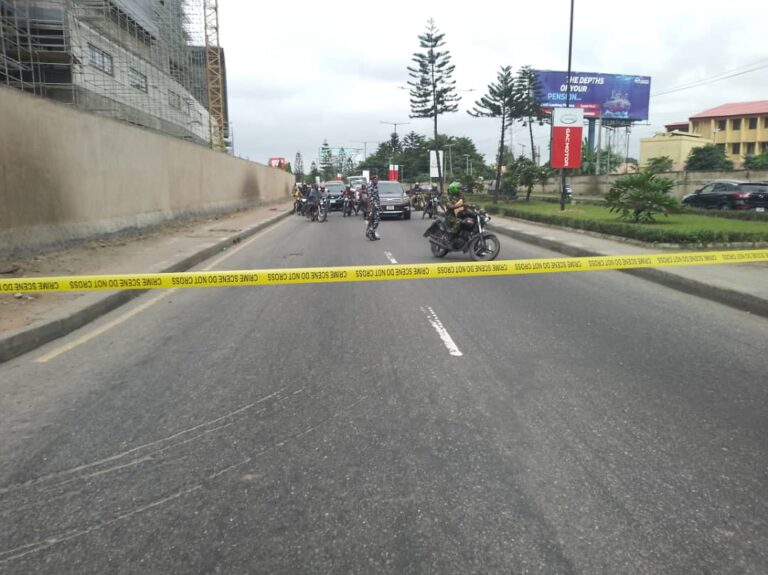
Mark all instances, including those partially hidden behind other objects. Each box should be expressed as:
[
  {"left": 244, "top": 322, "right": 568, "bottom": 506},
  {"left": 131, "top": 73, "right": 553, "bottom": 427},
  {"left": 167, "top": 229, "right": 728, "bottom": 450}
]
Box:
[{"left": 1, "top": 209, "right": 767, "bottom": 574}]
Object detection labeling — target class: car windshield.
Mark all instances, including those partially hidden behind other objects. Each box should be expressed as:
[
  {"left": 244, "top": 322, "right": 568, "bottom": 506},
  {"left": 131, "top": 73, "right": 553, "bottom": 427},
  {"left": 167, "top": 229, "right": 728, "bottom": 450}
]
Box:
[
  {"left": 324, "top": 184, "right": 344, "bottom": 193},
  {"left": 378, "top": 182, "right": 403, "bottom": 196}
]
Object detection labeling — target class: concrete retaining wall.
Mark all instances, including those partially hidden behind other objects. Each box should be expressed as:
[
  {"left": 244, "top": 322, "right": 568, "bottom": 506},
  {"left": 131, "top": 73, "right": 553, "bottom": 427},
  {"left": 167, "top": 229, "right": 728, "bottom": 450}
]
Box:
[
  {"left": 538, "top": 169, "right": 768, "bottom": 200},
  {"left": 0, "top": 87, "right": 293, "bottom": 256}
]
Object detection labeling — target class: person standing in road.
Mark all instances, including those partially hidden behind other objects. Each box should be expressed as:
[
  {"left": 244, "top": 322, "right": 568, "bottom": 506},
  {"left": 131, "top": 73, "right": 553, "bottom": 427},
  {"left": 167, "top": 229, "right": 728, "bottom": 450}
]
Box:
[{"left": 365, "top": 175, "right": 381, "bottom": 240}]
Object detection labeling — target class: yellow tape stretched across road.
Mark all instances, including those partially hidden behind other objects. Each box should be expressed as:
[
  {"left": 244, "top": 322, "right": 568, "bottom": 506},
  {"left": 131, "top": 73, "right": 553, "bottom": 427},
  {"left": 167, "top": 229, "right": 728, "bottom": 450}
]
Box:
[{"left": 1, "top": 250, "right": 767, "bottom": 294}]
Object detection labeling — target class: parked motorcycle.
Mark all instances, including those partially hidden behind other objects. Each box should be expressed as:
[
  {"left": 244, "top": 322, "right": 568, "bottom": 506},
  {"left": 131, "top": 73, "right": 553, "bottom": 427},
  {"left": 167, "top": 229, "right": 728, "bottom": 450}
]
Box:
[{"left": 423, "top": 207, "right": 500, "bottom": 261}]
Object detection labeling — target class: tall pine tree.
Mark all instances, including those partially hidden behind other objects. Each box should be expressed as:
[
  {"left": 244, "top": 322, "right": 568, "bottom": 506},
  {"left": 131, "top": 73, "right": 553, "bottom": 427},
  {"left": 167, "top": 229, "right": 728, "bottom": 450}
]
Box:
[
  {"left": 468, "top": 65, "right": 516, "bottom": 203},
  {"left": 407, "top": 19, "right": 460, "bottom": 193}
]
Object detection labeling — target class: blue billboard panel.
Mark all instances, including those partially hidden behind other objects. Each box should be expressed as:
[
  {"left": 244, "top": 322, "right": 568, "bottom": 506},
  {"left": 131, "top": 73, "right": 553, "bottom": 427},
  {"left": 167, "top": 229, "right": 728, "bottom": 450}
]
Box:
[{"left": 534, "top": 70, "right": 651, "bottom": 121}]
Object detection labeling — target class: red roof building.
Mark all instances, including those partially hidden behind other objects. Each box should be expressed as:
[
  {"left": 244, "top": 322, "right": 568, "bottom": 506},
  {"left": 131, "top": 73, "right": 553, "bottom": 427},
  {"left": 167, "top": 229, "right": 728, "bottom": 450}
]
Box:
[{"left": 687, "top": 101, "right": 768, "bottom": 163}]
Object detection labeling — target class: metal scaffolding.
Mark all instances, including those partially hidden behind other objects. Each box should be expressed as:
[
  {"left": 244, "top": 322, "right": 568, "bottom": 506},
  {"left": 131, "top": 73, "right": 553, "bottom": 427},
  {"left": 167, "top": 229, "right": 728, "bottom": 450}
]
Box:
[{"left": 0, "top": 0, "right": 225, "bottom": 146}]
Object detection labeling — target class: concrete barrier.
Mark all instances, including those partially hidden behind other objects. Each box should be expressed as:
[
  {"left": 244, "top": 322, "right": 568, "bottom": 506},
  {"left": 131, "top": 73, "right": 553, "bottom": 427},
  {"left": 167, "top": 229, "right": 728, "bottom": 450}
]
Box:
[
  {"left": 536, "top": 169, "right": 768, "bottom": 200},
  {"left": 0, "top": 87, "right": 293, "bottom": 256}
]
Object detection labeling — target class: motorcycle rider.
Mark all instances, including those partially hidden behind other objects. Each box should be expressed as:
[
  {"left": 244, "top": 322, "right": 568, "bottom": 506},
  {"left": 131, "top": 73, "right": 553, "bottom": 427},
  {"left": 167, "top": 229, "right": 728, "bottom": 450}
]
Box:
[
  {"left": 307, "top": 183, "right": 320, "bottom": 218},
  {"left": 443, "top": 181, "right": 467, "bottom": 236},
  {"left": 365, "top": 175, "right": 381, "bottom": 240}
]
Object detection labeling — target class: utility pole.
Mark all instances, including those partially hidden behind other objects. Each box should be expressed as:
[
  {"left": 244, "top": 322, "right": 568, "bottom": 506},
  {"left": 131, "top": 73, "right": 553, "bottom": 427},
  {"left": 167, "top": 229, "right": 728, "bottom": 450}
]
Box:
[
  {"left": 380, "top": 120, "right": 410, "bottom": 137},
  {"left": 444, "top": 143, "right": 456, "bottom": 177},
  {"left": 352, "top": 141, "right": 374, "bottom": 161},
  {"left": 560, "top": 0, "right": 575, "bottom": 211}
]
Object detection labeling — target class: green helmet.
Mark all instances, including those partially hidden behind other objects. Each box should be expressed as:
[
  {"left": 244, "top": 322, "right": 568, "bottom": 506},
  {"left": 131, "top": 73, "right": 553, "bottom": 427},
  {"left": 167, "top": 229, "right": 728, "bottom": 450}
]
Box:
[{"left": 448, "top": 181, "right": 462, "bottom": 195}]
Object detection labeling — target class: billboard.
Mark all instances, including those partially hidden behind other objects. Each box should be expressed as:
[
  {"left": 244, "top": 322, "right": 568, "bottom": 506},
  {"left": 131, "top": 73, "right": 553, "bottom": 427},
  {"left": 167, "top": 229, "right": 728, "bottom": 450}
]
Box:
[
  {"left": 429, "top": 151, "right": 445, "bottom": 179},
  {"left": 268, "top": 157, "right": 286, "bottom": 169},
  {"left": 551, "top": 108, "right": 584, "bottom": 169},
  {"left": 535, "top": 70, "right": 651, "bottom": 121}
]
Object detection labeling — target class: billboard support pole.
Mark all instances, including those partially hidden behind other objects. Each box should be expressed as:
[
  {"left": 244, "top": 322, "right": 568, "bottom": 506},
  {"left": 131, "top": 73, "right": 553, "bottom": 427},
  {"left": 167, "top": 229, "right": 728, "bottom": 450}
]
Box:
[
  {"left": 587, "top": 118, "right": 596, "bottom": 151},
  {"left": 560, "top": 0, "right": 576, "bottom": 211},
  {"left": 596, "top": 118, "right": 602, "bottom": 175}
]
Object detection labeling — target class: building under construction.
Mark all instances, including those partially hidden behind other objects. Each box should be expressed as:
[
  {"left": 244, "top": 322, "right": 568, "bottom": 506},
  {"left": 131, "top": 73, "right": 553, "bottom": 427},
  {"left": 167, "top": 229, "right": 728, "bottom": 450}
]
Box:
[{"left": 0, "top": 0, "right": 229, "bottom": 147}]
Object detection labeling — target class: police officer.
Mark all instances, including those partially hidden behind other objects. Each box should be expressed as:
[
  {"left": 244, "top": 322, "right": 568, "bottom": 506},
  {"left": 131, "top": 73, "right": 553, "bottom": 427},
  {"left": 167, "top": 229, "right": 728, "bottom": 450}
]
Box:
[{"left": 365, "top": 175, "right": 381, "bottom": 240}]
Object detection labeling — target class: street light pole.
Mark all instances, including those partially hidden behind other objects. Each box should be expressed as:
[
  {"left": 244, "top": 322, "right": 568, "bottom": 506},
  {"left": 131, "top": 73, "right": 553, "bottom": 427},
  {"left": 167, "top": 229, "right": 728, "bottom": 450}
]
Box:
[
  {"left": 560, "top": 0, "right": 575, "bottom": 211},
  {"left": 353, "top": 141, "right": 374, "bottom": 161},
  {"left": 380, "top": 120, "right": 410, "bottom": 137}
]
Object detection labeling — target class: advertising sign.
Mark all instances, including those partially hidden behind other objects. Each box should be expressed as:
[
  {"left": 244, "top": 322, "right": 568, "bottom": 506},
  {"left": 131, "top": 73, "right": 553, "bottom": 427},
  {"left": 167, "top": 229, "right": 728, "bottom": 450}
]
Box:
[
  {"left": 429, "top": 151, "right": 445, "bottom": 179},
  {"left": 551, "top": 108, "right": 584, "bottom": 169},
  {"left": 535, "top": 70, "right": 651, "bottom": 120},
  {"left": 268, "top": 157, "right": 286, "bottom": 169}
]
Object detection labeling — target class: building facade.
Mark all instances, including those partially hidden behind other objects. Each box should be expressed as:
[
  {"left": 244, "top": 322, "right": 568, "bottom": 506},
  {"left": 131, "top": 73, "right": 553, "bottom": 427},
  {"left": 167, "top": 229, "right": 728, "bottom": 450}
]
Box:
[
  {"left": 640, "top": 131, "right": 705, "bottom": 171},
  {"left": 669, "top": 101, "right": 768, "bottom": 166},
  {"left": 0, "top": 0, "right": 226, "bottom": 146}
]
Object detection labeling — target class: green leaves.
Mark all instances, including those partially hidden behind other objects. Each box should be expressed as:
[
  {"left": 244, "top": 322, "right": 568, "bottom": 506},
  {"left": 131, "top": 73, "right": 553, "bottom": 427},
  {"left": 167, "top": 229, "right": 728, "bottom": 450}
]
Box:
[
  {"left": 407, "top": 19, "right": 460, "bottom": 119},
  {"left": 645, "top": 155, "right": 675, "bottom": 174},
  {"left": 685, "top": 144, "right": 734, "bottom": 171},
  {"left": 605, "top": 171, "right": 680, "bottom": 223}
]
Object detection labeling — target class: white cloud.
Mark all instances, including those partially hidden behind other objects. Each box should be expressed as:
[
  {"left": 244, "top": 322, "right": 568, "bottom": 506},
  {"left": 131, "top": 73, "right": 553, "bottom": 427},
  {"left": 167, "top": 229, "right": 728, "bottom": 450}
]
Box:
[{"left": 220, "top": 0, "right": 768, "bottom": 166}]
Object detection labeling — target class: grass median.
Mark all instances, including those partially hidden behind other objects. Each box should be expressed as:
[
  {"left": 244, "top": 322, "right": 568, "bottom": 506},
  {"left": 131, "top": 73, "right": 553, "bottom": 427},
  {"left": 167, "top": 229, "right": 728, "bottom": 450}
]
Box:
[{"left": 466, "top": 197, "right": 768, "bottom": 245}]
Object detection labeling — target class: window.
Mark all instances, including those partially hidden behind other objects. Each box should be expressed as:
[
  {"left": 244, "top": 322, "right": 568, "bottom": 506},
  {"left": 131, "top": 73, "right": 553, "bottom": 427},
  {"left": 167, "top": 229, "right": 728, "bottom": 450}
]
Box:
[
  {"left": 732, "top": 143, "right": 741, "bottom": 155},
  {"left": 746, "top": 143, "right": 755, "bottom": 155},
  {"left": 764, "top": 118, "right": 768, "bottom": 129},
  {"left": 168, "top": 90, "right": 182, "bottom": 110},
  {"left": 128, "top": 68, "right": 147, "bottom": 93},
  {"left": 732, "top": 118, "right": 741, "bottom": 130},
  {"left": 718, "top": 119, "right": 727, "bottom": 131},
  {"left": 88, "top": 43, "right": 113, "bottom": 75},
  {"left": 748, "top": 117, "right": 758, "bottom": 130}
]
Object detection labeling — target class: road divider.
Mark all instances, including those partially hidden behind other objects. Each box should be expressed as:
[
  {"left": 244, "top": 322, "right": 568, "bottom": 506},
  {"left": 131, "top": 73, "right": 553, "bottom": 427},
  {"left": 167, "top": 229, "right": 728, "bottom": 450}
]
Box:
[{"left": 2, "top": 250, "right": 767, "bottom": 293}]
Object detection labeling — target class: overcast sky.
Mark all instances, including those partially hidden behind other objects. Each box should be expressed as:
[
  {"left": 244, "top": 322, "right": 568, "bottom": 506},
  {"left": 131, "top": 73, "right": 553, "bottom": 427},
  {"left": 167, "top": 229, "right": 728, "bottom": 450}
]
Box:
[{"left": 218, "top": 0, "right": 768, "bottom": 169}]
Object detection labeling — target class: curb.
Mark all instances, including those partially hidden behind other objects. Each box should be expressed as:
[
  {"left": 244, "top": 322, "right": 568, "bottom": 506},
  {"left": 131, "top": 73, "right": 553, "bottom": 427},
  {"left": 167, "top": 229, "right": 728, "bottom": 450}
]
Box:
[
  {"left": 488, "top": 222, "right": 768, "bottom": 320},
  {"left": 0, "top": 209, "right": 292, "bottom": 364}
]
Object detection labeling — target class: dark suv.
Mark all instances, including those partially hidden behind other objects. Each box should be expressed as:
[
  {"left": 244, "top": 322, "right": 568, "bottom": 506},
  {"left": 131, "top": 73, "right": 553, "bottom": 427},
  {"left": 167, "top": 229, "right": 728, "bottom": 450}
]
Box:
[
  {"left": 322, "top": 181, "right": 346, "bottom": 212},
  {"left": 377, "top": 181, "right": 411, "bottom": 219},
  {"left": 682, "top": 180, "right": 768, "bottom": 211}
]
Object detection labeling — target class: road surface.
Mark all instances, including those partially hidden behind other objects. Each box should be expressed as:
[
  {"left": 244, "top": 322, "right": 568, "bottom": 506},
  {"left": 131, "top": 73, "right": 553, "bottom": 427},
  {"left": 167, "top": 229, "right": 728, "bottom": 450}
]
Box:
[{"left": 1, "top": 211, "right": 767, "bottom": 574}]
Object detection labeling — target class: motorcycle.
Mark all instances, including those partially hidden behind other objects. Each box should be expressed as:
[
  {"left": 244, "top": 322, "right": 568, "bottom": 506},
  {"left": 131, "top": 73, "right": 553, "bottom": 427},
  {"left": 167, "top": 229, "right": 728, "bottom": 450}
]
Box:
[
  {"left": 423, "top": 207, "right": 501, "bottom": 261},
  {"left": 294, "top": 197, "right": 306, "bottom": 215},
  {"left": 306, "top": 196, "right": 328, "bottom": 222},
  {"left": 422, "top": 195, "right": 440, "bottom": 219},
  {"left": 342, "top": 194, "right": 357, "bottom": 217}
]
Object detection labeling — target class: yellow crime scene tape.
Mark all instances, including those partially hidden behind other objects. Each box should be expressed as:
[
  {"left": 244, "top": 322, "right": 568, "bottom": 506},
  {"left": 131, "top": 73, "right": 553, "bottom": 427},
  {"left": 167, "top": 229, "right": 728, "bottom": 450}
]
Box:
[{"left": 1, "top": 250, "right": 767, "bottom": 294}]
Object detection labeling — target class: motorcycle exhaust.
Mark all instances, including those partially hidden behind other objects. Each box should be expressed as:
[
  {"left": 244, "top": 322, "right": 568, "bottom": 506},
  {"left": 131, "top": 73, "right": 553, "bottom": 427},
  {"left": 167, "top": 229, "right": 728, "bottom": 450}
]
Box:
[{"left": 429, "top": 236, "right": 452, "bottom": 250}]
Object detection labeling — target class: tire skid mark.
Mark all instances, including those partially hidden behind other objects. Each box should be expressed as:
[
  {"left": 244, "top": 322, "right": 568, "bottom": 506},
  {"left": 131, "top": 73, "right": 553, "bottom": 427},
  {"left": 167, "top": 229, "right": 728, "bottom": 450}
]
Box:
[
  {"left": 0, "top": 387, "right": 299, "bottom": 496},
  {"left": 0, "top": 394, "right": 369, "bottom": 564}
]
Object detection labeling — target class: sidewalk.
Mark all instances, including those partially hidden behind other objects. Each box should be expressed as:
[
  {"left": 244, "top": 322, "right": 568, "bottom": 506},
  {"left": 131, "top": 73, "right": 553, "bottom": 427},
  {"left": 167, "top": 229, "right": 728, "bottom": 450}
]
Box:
[
  {"left": 488, "top": 216, "right": 768, "bottom": 318},
  {"left": 0, "top": 202, "right": 293, "bottom": 363}
]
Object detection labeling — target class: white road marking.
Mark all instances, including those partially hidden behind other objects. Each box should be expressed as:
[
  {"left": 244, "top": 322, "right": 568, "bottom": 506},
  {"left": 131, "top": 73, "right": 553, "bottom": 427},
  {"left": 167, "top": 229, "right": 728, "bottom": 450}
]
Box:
[
  {"left": 34, "top": 218, "right": 288, "bottom": 363},
  {"left": 421, "top": 306, "right": 463, "bottom": 357},
  {"left": 384, "top": 251, "right": 398, "bottom": 264}
]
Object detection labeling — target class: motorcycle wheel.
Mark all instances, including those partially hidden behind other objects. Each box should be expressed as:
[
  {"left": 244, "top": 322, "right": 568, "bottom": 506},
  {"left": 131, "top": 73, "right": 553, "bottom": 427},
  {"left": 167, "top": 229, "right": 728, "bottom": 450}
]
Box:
[
  {"left": 430, "top": 242, "right": 449, "bottom": 258},
  {"left": 319, "top": 206, "right": 328, "bottom": 222},
  {"left": 469, "top": 234, "right": 500, "bottom": 261}
]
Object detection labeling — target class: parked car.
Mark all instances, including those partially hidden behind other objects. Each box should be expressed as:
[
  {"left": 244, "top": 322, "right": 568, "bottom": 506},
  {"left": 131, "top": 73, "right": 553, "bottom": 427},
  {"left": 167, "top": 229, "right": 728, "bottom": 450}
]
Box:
[
  {"left": 377, "top": 181, "right": 411, "bottom": 219},
  {"left": 322, "top": 181, "right": 346, "bottom": 212},
  {"left": 682, "top": 180, "right": 768, "bottom": 211}
]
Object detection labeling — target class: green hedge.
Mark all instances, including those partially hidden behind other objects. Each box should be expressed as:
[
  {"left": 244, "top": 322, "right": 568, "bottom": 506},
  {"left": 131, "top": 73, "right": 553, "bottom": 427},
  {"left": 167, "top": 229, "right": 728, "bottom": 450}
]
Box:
[{"left": 496, "top": 207, "right": 768, "bottom": 244}]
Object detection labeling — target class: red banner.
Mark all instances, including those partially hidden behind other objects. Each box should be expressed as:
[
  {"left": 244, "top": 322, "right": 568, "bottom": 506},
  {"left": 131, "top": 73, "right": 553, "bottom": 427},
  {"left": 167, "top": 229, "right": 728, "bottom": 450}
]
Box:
[
  {"left": 388, "top": 164, "right": 400, "bottom": 181},
  {"left": 551, "top": 109, "right": 584, "bottom": 169}
]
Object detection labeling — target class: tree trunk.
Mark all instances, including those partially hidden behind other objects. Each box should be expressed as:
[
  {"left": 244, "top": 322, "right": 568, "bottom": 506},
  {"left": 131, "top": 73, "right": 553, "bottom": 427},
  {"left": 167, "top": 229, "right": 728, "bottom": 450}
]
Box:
[
  {"left": 528, "top": 117, "right": 535, "bottom": 164},
  {"left": 494, "top": 114, "right": 506, "bottom": 204}
]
